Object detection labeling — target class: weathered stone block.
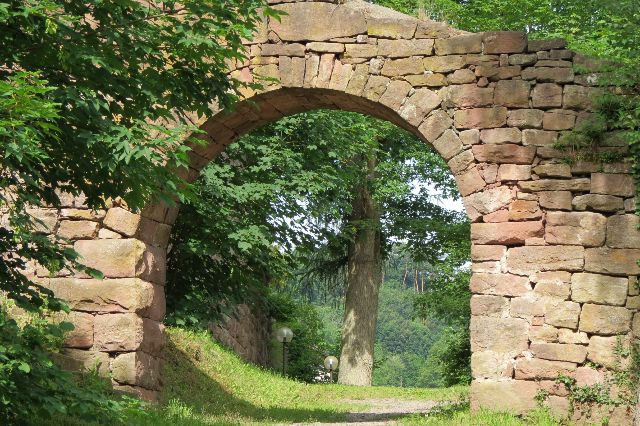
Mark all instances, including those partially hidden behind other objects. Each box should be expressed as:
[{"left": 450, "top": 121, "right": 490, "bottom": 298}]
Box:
[
  {"left": 448, "top": 69, "right": 476, "bottom": 84},
  {"left": 507, "top": 246, "right": 584, "bottom": 275},
  {"left": 454, "top": 107, "right": 508, "bottom": 129},
  {"left": 544, "top": 299, "right": 581, "bottom": 328},
  {"left": 507, "top": 109, "right": 543, "bottom": 129},
  {"left": 483, "top": 32, "right": 527, "bottom": 54},
  {"left": 509, "top": 53, "right": 538, "bottom": 66},
  {"left": 63, "top": 311, "right": 94, "bottom": 349},
  {"left": 545, "top": 211, "right": 606, "bottom": 247},
  {"left": 471, "top": 245, "right": 506, "bottom": 261},
  {"left": 558, "top": 328, "right": 589, "bottom": 344},
  {"left": 377, "top": 38, "right": 433, "bottom": 57},
  {"left": 444, "top": 84, "right": 493, "bottom": 108},
  {"left": 508, "top": 200, "right": 542, "bottom": 221},
  {"left": 26, "top": 208, "right": 58, "bottom": 234},
  {"left": 563, "top": 85, "right": 597, "bottom": 111},
  {"left": 522, "top": 129, "right": 557, "bottom": 146},
  {"left": 471, "top": 221, "right": 543, "bottom": 245},
  {"left": 472, "top": 144, "right": 536, "bottom": 165},
  {"left": 590, "top": 173, "right": 634, "bottom": 197},
  {"left": 447, "top": 150, "right": 475, "bottom": 174},
  {"left": 606, "top": 214, "right": 640, "bottom": 249},
  {"left": 471, "top": 295, "right": 510, "bottom": 316},
  {"left": 528, "top": 39, "right": 567, "bottom": 51},
  {"left": 459, "top": 129, "right": 480, "bottom": 146},
  {"left": 54, "top": 349, "right": 110, "bottom": 377},
  {"left": 418, "top": 110, "right": 452, "bottom": 143},
  {"left": 423, "top": 55, "right": 467, "bottom": 73},
  {"left": 588, "top": 335, "right": 631, "bottom": 369},
  {"left": 470, "top": 316, "right": 529, "bottom": 352},
  {"left": 480, "top": 128, "right": 521, "bottom": 144},
  {"left": 306, "top": 42, "right": 345, "bottom": 54},
  {"left": 515, "top": 358, "right": 576, "bottom": 380},
  {"left": 435, "top": 34, "right": 482, "bottom": 55},
  {"left": 532, "top": 163, "right": 571, "bottom": 178},
  {"left": 378, "top": 80, "right": 411, "bottom": 110},
  {"left": 404, "top": 73, "right": 447, "bottom": 87},
  {"left": 530, "top": 324, "right": 559, "bottom": 343},
  {"left": 463, "top": 186, "right": 514, "bottom": 216},
  {"left": 530, "top": 343, "right": 587, "bottom": 363},
  {"left": 94, "top": 313, "right": 144, "bottom": 352},
  {"left": 455, "top": 167, "right": 486, "bottom": 196},
  {"left": 367, "top": 7, "right": 417, "bottom": 39},
  {"left": 470, "top": 380, "right": 538, "bottom": 414},
  {"left": 432, "top": 129, "right": 463, "bottom": 160},
  {"left": 470, "top": 273, "right": 531, "bottom": 297},
  {"left": 531, "top": 83, "right": 562, "bottom": 108},
  {"left": 497, "top": 164, "right": 532, "bottom": 181},
  {"left": 579, "top": 304, "right": 632, "bottom": 334},
  {"left": 519, "top": 179, "right": 590, "bottom": 192},
  {"left": 270, "top": 3, "right": 367, "bottom": 42},
  {"left": 471, "top": 351, "right": 513, "bottom": 379},
  {"left": 572, "top": 194, "right": 624, "bottom": 212},
  {"left": 585, "top": 248, "right": 640, "bottom": 276},
  {"left": 571, "top": 273, "right": 628, "bottom": 306},
  {"left": 521, "top": 67, "right": 574, "bottom": 83},
  {"left": 57, "top": 220, "right": 99, "bottom": 240},
  {"left": 537, "top": 191, "right": 572, "bottom": 210},
  {"left": 111, "top": 351, "right": 161, "bottom": 390},
  {"left": 398, "top": 88, "right": 441, "bottom": 126},
  {"left": 543, "top": 110, "right": 576, "bottom": 130},
  {"left": 493, "top": 80, "right": 530, "bottom": 108},
  {"left": 381, "top": 57, "right": 424, "bottom": 77},
  {"left": 510, "top": 295, "right": 545, "bottom": 319}
]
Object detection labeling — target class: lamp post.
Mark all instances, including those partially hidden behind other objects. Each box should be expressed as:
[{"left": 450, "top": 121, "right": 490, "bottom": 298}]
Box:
[
  {"left": 276, "top": 327, "right": 293, "bottom": 376},
  {"left": 324, "top": 355, "right": 339, "bottom": 383}
]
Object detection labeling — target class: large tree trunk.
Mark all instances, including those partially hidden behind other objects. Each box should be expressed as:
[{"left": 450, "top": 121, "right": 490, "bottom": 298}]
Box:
[{"left": 338, "top": 155, "right": 382, "bottom": 386}]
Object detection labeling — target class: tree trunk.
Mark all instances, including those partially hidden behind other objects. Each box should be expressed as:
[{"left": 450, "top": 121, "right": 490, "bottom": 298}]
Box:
[{"left": 338, "top": 155, "right": 382, "bottom": 386}]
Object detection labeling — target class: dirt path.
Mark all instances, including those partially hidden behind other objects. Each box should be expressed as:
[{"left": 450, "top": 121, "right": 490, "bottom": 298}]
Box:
[{"left": 292, "top": 398, "right": 440, "bottom": 425}]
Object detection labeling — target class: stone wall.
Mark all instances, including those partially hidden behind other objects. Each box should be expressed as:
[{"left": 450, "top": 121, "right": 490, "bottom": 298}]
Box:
[
  {"left": 24, "top": 0, "right": 638, "bottom": 421},
  {"left": 209, "top": 304, "right": 272, "bottom": 367}
]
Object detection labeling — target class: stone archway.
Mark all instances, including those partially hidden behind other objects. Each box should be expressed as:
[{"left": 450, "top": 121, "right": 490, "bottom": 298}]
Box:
[{"left": 33, "top": 0, "right": 638, "bottom": 420}]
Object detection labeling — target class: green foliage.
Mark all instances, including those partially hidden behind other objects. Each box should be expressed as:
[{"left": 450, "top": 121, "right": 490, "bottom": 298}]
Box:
[
  {"left": 267, "top": 292, "right": 333, "bottom": 383},
  {"left": 0, "top": 301, "right": 145, "bottom": 423}
]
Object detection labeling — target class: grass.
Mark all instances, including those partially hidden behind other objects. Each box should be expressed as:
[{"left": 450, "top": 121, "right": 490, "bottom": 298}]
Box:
[
  {"left": 132, "top": 327, "right": 468, "bottom": 425},
  {"left": 47, "top": 327, "right": 563, "bottom": 425}
]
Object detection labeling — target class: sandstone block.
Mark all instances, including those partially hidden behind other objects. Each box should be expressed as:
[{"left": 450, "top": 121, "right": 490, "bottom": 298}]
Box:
[
  {"left": 94, "top": 313, "right": 144, "bottom": 352},
  {"left": 509, "top": 53, "right": 538, "bottom": 66},
  {"left": 510, "top": 295, "right": 545, "bottom": 319},
  {"left": 398, "top": 88, "right": 441, "bottom": 126},
  {"left": 381, "top": 57, "right": 424, "bottom": 77},
  {"left": 538, "top": 191, "right": 572, "bottom": 210},
  {"left": 63, "top": 311, "right": 94, "bottom": 349},
  {"left": 545, "top": 211, "right": 606, "bottom": 247},
  {"left": 472, "top": 245, "right": 507, "bottom": 261},
  {"left": 521, "top": 67, "right": 574, "bottom": 83},
  {"left": 544, "top": 299, "right": 581, "bottom": 328},
  {"left": 497, "top": 165, "right": 531, "bottom": 181},
  {"left": 522, "top": 129, "right": 557, "bottom": 146},
  {"left": 367, "top": 8, "right": 417, "bottom": 39},
  {"left": 470, "top": 273, "right": 531, "bottom": 297},
  {"left": 471, "top": 221, "right": 543, "bottom": 245},
  {"left": 563, "top": 85, "right": 596, "bottom": 110},
  {"left": 606, "top": 214, "right": 640, "bottom": 249},
  {"left": 585, "top": 248, "right": 640, "bottom": 276},
  {"left": 528, "top": 39, "right": 567, "bottom": 51},
  {"left": 532, "top": 163, "right": 571, "bottom": 178},
  {"left": 470, "top": 380, "right": 538, "bottom": 414},
  {"left": 404, "top": 73, "right": 447, "bottom": 87},
  {"left": 104, "top": 207, "right": 143, "bottom": 238},
  {"left": 519, "top": 178, "right": 590, "bottom": 192},
  {"left": 444, "top": 84, "right": 493, "bottom": 108},
  {"left": 590, "top": 173, "right": 635, "bottom": 197},
  {"left": 111, "top": 351, "right": 161, "bottom": 390},
  {"left": 448, "top": 69, "right": 476, "bottom": 84},
  {"left": 571, "top": 273, "right": 628, "bottom": 306},
  {"left": 579, "top": 304, "right": 632, "bottom": 334},
  {"left": 588, "top": 335, "right": 631, "bottom": 369},
  {"left": 459, "top": 129, "right": 480, "bottom": 145},
  {"left": 46, "top": 278, "right": 159, "bottom": 318},
  {"left": 470, "top": 316, "right": 529, "bottom": 352},
  {"left": 543, "top": 110, "right": 576, "bottom": 130},
  {"left": 515, "top": 358, "right": 576, "bottom": 380},
  {"left": 471, "top": 295, "right": 510, "bottom": 316},
  {"left": 270, "top": 3, "right": 367, "bottom": 42},
  {"left": 507, "top": 109, "right": 543, "bottom": 129},
  {"left": 574, "top": 366, "right": 605, "bottom": 387},
  {"left": 483, "top": 32, "right": 527, "bottom": 54},
  {"left": 54, "top": 349, "right": 110, "bottom": 377},
  {"left": 57, "top": 220, "right": 98, "bottom": 240},
  {"left": 260, "top": 43, "right": 305, "bottom": 57},
  {"left": 74, "top": 239, "right": 166, "bottom": 284},
  {"left": 530, "top": 343, "right": 587, "bottom": 363},
  {"left": 454, "top": 107, "right": 508, "bottom": 129},
  {"left": 26, "top": 208, "right": 57, "bottom": 234},
  {"left": 558, "top": 329, "right": 589, "bottom": 344},
  {"left": 363, "top": 75, "right": 389, "bottom": 101},
  {"left": 494, "top": 80, "right": 530, "bottom": 108},
  {"left": 507, "top": 246, "right": 584, "bottom": 275},
  {"left": 418, "top": 110, "right": 452, "bottom": 143},
  {"left": 455, "top": 167, "right": 486, "bottom": 196},
  {"left": 572, "top": 194, "right": 624, "bottom": 212},
  {"left": 306, "top": 42, "right": 345, "bottom": 53},
  {"left": 447, "top": 150, "right": 475, "bottom": 174},
  {"left": 463, "top": 186, "right": 514, "bottom": 216},
  {"left": 480, "top": 128, "right": 521, "bottom": 144},
  {"left": 435, "top": 34, "right": 482, "bottom": 55},
  {"left": 471, "top": 351, "right": 513, "bottom": 379},
  {"left": 423, "top": 55, "right": 467, "bottom": 73},
  {"left": 534, "top": 281, "right": 571, "bottom": 300},
  {"left": 377, "top": 38, "right": 433, "bottom": 57},
  {"left": 508, "top": 200, "right": 542, "bottom": 221},
  {"left": 432, "top": 129, "right": 463, "bottom": 160},
  {"left": 532, "top": 83, "right": 562, "bottom": 108},
  {"left": 472, "top": 144, "right": 536, "bottom": 165},
  {"left": 378, "top": 80, "right": 412, "bottom": 110},
  {"left": 530, "top": 324, "right": 559, "bottom": 343}
]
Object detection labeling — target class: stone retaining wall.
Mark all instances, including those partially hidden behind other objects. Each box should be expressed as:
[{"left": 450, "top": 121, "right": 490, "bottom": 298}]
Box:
[{"left": 25, "top": 0, "right": 638, "bottom": 421}]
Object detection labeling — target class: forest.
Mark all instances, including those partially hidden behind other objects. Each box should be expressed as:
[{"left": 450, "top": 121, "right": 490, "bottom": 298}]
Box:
[{"left": 0, "top": 0, "right": 639, "bottom": 424}]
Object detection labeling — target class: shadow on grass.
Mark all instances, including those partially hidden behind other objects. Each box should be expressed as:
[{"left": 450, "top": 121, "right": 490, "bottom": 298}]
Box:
[{"left": 155, "top": 338, "right": 348, "bottom": 424}]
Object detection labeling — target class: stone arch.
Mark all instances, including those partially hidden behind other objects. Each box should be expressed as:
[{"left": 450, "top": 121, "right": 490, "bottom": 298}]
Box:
[{"left": 34, "top": 0, "right": 639, "bottom": 421}]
